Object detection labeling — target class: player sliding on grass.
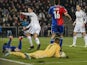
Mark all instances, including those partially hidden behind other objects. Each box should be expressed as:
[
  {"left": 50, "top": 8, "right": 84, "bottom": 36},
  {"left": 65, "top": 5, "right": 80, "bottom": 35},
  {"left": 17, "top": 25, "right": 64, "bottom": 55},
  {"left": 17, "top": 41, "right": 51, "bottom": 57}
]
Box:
[
  {"left": 20, "top": 7, "right": 41, "bottom": 50},
  {"left": 48, "top": 0, "right": 72, "bottom": 50},
  {"left": 5, "top": 38, "right": 68, "bottom": 59},
  {"left": 2, "top": 36, "right": 23, "bottom": 53}
]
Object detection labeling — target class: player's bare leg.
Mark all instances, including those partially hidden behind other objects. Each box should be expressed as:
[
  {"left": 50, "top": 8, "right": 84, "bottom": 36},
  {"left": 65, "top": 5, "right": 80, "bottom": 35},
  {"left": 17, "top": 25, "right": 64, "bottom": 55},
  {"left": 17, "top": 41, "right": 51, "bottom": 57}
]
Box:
[
  {"left": 70, "top": 32, "right": 77, "bottom": 47},
  {"left": 50, "top": 33, "right": 56, "bottom": 43},
  {"left": 25, "top": 33, "right": 34, "bottom": 50},
  {"left": 33, "top": 33, "right": 40, "bottom": 50},
  {"left": 82, "top": 32, "right": 87, "bottom": 48}
]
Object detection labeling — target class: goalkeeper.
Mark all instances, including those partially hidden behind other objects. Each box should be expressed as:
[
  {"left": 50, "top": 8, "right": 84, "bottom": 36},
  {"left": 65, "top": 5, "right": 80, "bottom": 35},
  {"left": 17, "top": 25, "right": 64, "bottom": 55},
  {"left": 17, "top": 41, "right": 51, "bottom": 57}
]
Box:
[{"left": 5, "top": 38, "right": 67, "bottom": 59}]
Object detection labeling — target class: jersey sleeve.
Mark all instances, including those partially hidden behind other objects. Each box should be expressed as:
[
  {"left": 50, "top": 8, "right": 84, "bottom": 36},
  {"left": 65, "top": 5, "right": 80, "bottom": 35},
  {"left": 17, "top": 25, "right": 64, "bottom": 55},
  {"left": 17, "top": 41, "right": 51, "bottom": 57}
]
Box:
[
  {"left": 26, "top": 24, "right": 31, "bottom": 28},
  {"left": 21, "top": 12, "right": 31, "bottom": 16},
  {"left": 48, "top": 7, "right": 53, "bottom": 15},
  {"left": 83, "top": 11, "right": 87, "bottom": 23},
  {"left": 62, "top": 7, "right": 67, "bottom": 14}
]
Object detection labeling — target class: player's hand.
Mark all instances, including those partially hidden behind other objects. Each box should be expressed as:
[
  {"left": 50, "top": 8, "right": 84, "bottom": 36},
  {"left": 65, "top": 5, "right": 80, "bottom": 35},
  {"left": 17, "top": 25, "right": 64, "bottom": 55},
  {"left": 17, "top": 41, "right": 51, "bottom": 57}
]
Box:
[
  {"left": 82, "top": 24, "right": 85, "bottom": 28},
  {"left": 22, "top": 27, "right": 26, "bottom": 31},
  {"left": 72, "top": 22, "right": 76, "bottom": 26},
  {"left": 69, "top": 18, "right": 72, "bottom": 22},
  {"left": 20, "top": 12, "right": 23, "bottom": 14}
]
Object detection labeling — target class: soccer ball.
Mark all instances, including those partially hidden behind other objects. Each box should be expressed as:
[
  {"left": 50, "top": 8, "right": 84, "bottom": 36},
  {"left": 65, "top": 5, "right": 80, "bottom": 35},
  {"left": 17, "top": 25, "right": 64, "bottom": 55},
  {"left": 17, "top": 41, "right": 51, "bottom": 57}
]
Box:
[{"left": 60, "top": 52, "right": 66, "bottom": 57}]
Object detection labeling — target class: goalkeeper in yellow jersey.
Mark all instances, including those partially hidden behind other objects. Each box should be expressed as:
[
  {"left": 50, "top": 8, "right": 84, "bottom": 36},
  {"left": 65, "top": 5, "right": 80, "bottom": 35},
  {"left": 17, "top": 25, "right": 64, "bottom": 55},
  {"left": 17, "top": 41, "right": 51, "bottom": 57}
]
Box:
[{"left": 5, "top": 38, "right": 68, "bottom": 59}]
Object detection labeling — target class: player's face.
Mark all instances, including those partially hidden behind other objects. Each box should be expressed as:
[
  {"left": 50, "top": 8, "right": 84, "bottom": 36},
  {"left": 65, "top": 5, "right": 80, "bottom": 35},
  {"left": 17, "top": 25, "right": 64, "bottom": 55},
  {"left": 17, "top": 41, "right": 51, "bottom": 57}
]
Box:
[
  {"left": 76, "top": 5, "right": 81, "bottom": 11},
  {"left": 28, "top": 8, "right": 33, "bottom": 13}
]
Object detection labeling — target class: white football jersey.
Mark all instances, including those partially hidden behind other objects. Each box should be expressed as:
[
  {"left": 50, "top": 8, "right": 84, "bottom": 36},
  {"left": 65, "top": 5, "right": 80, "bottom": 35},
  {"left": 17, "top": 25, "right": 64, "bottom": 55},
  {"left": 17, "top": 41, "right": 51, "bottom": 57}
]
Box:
[
  {"left": 22, "top": 12, "right": 40, "bottom": 27},
  {"left": 75, "top": 10, "right": 86, "bottom": 25}
]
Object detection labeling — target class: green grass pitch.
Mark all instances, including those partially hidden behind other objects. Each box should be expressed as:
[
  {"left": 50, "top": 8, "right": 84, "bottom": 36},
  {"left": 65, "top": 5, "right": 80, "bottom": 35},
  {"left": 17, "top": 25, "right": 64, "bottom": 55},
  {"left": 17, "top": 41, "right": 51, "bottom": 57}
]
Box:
[{"left": 0, "top": 37, "right": 87, "bottom": 65}]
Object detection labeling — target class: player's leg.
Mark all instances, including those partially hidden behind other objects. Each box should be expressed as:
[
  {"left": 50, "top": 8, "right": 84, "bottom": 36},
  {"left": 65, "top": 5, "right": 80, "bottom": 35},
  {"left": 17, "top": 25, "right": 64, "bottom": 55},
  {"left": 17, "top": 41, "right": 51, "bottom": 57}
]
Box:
[
  {"left": 6, "top": 36, "right": 13, "bottom": 48},
  {"left": 27, "top": 50, "right": 44, "bottom": 59},
  {"left": 81, "top": 26, "right": 87, "bottom": 47},
  {"left": 50, "top": 25, "right": 57, "bottom": 43},
  {"left": 15, "top": 36, "right": 23, "bottom": 51},
  {"left": 70, "top": 32, "right": 77, "bottom": 47},
  {"left": 59, "top": 34, "right": 63, "bottom": 50},
  {"left": 50, "top": 33, "right": 56, "bottom": 43},
  {"left": 82, "top": 32, "right": 87, "bottom": 47},
  {"left": 33, "top": 33, "right": 40, "bottom": 50},
  {"left": 2, "top": 36, "right": 13, "bottom": 53},
  {"left": 25, "top": 33, "right": 34, "bottom": 49},
  {"left": 58, "top": 26, "right": 64, "bottom": 50},
  {"left": 5, "top": 52, "right": 26, "bottom": 58},
  {"left": 70, "top": 26, "right": 78, "bottom": 47}
]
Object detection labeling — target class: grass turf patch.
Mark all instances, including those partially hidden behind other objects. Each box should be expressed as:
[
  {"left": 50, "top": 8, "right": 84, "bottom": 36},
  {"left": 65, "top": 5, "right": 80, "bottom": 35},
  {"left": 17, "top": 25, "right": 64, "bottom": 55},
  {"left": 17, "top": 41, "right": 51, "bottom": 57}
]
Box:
[{"left": 0, "top": 37, "right": 87, "bottom": 65}]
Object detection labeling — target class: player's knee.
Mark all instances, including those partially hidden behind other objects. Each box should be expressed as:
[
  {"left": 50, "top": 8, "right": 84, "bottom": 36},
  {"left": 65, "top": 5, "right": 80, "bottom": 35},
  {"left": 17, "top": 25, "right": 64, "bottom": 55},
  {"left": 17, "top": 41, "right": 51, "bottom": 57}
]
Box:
[
  {"left": 59, "top": 34, "right": 63, "bottom": 38},
  {"left": 73, "top": 32, "right": 77, "bottom": 36},
  {"left": 82, "top": 32, "right": 86, "bottom": 36},
  {"left": 33, "top": 34, "right": 38, "bottom": 39},
  {"left": 34, "top": 36, "right": 37, "bottom": 39},
  {"left": 51, "top": 34, "right": 56, "bottom": 38},
  {"left": 27, "top": 36, "right": 31, "bottom": 39}
]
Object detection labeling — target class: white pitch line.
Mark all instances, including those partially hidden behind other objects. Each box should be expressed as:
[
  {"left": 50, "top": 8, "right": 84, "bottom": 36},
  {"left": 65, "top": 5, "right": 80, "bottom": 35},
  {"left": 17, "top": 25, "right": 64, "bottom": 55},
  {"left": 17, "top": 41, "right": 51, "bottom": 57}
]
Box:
[
  {"left": 1, "top": 58, "right": 87, "bottom": 65},
  {"left": 63, "top": 44, "right": 86, "bottom": 48},
  {"left": 45, "top": 60, "right": 87, "bottom": 64},
  {"left": 0, "top": 58, "right": 32, "bottom": 65}
]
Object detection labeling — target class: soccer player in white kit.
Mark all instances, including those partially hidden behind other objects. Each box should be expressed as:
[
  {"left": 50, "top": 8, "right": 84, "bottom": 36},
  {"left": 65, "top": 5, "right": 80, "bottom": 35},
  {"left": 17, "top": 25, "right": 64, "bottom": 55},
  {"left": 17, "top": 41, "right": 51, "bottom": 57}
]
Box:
[
  {"left": 70, "top": 5, "right": 87, "bottom": 47},
  {"left": 20, "top": 7, "right": 41, "bottom": 50}
]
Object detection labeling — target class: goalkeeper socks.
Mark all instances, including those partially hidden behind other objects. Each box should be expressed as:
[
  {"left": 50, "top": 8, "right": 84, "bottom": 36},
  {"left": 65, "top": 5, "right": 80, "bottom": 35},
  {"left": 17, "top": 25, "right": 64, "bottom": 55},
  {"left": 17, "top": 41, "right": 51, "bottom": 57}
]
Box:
[
  {"left": 84, "top": 35, "right": 87, "bottom": 46},
  {"left": 59, "top": 38, "right": 63, "bottom": 47},
  {"left": 35, "top": 38, "right": 40, "bottom": 45},
  {"left": 27, "top": 36, "right": 33, "bottom": 46},
  {"left": 73, "top": 36, "right": 77, "bottom": 45},
  {"left": 50, "top": 38, "right": 55, "bottom": 44}
]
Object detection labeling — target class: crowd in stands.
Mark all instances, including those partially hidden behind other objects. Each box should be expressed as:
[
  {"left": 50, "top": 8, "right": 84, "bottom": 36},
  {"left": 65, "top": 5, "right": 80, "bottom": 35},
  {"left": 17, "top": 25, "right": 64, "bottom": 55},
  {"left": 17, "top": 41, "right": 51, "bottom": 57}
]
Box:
[{"left": 0, "top": 0, "right": 87, "bottom": 36}]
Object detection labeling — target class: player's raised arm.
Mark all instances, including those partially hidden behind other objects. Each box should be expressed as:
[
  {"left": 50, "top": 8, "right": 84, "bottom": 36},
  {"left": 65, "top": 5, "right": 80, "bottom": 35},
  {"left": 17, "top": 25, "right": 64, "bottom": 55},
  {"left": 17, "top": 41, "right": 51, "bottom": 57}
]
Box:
[
  {"left": 20, "top": 8, "right": 33, "bottom": 16},
  {"left": 20, "top": 12, "right": 30, "bottom": 16}
]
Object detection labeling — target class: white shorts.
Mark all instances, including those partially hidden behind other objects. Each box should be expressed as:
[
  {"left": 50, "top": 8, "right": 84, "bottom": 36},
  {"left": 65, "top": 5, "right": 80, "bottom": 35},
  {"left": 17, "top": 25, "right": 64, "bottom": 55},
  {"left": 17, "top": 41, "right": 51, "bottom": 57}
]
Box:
[
  {"left": 24, "top": 25, "right": 41, "bottom": 35},
  {"left": 74, "top": 25, "right": 86, "bottom": 33}
]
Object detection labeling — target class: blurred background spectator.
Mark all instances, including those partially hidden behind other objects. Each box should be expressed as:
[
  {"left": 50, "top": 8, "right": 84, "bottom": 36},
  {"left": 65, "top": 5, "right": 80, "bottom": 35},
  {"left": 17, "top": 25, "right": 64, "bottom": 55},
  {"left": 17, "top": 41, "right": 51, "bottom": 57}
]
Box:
[{"left": 0, "top": 0, "right": 87, "bottom": 37}]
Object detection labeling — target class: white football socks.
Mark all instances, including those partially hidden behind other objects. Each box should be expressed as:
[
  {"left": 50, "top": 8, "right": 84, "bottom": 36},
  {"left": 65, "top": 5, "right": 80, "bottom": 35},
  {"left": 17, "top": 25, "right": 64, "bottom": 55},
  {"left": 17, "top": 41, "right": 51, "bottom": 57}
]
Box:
[
  {"left": 73, "top": 36, "right": 77, "bottom": 46},
  {"left": 84, "top": 35, "right": 87, "bottom": 46},
  {"left": 27, "top": 36, "right": 33, "bottom": 46},
  {"left": 35, "top": 38, "right": 40, "bottom": 45}
]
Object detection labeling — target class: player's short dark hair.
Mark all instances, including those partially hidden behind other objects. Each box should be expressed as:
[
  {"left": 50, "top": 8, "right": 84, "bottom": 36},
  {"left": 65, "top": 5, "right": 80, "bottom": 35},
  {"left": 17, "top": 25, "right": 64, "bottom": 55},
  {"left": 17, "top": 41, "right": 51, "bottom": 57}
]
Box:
[
  {"left": 54, "top": 37, "right": 60, "bottom": 44},
  {"left": 28, "top": 7, "right": 34, "bottom": 10},
  {"left": 55, "top": 0, "right": 60, "bottom": 5},
  {"left": 76, "top": 4, "right": 82, "bottom": 7},
  {"left": 55, "top": 37, "right": 60, "bottom": 41}
]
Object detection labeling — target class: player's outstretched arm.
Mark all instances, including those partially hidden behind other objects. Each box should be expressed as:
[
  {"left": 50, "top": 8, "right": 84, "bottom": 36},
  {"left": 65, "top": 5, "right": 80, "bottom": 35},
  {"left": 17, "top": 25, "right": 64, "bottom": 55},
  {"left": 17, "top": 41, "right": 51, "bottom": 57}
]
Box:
[
  {"left": 64, "top": 12, "right": 72, "bottom": 21},
  {"left": 20, "top": 12, "right": 30, "bottom": 16}
]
